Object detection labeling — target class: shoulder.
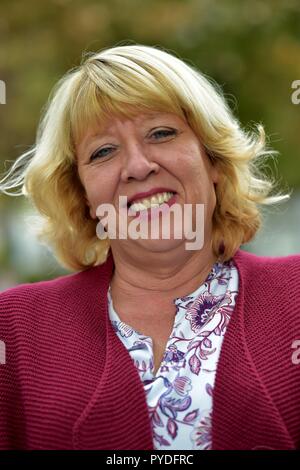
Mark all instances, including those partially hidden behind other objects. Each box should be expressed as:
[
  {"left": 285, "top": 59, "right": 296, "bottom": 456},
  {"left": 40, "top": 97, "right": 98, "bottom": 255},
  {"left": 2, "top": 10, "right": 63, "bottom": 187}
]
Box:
[
  {"left": 0, "top": 253, "right": 114, "bottom": 331},
  {"left": 234, "top": 247, "right": 300, "bottom": 265},
  {"left": 233, "top": 249, "right": 300, "bottom": 318},
  {"left": 0, "top": 265, "right": 103, "bottom": 330},
  {"left": 233, "top": 248, "right": 300, "bottom": 324},
  {"left": 233, "top": 248, "right": 300, "bottom": 281},
  {"left": 0, "top": 256, "right": 113, "bottom": 302},
  {"left": 0, "top": 269, "right": 84, "bottom": 306},
  {"left": 0, "top": 264, "right": 110, "bottom": 363}
]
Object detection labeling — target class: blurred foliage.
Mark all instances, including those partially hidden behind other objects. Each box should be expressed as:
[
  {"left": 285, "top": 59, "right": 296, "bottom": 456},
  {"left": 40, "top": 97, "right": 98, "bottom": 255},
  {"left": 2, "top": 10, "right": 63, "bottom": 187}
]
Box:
[{"left": 0, "top": 0, "right": 299, "bottom": 284}]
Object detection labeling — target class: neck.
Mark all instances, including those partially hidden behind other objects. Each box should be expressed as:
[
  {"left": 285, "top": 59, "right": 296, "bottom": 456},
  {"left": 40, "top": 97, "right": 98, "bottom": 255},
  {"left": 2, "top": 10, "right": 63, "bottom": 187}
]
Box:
[{"left": 109, "top": 241, "right": 218, "bottom": 307}]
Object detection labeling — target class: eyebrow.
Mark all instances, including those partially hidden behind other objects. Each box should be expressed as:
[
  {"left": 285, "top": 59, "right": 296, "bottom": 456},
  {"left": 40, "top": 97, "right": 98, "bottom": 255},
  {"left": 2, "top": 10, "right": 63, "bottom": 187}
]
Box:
[{"left": 85, "top": 113, "right": 172, "bottom": 145}]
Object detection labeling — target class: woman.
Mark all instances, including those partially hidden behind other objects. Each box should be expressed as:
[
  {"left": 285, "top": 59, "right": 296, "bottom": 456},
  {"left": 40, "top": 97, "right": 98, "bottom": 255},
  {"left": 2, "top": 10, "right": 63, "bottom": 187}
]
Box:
[{"left": 0, "top": 44, "right": 300, "bottom": 451}]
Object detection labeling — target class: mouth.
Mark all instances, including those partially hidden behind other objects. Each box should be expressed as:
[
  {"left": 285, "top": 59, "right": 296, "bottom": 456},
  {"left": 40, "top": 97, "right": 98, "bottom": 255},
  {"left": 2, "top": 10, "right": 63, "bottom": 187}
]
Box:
[
  {"left": 126, "top": 189, "right": 177, "bottom": 208},
  {"left": 127, "top": 190, "right": 176, "bottom": 207},
  {"left": 127, "top": 191, "right": 178, "bottom": 218}
]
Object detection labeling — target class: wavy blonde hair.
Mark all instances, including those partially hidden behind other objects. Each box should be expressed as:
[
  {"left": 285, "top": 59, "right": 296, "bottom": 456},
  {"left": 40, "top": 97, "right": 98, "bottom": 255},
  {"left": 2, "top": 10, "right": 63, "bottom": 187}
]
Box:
[{"left": 0, "top": 43, "right": 290, "bottom": 271}]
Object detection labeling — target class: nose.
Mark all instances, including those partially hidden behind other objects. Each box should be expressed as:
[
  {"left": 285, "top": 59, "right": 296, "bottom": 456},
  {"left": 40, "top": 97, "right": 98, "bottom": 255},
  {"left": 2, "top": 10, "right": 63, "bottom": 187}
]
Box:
[{"left": 120, "top": 141, "right": 160, "bottom": 182}]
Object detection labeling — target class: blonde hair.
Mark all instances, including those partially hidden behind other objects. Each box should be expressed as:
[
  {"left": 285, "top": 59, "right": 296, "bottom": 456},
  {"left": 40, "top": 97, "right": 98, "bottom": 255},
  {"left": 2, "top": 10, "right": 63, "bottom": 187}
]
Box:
[{"left": 0, "top": 43, "right": 291, "bottom": 271}]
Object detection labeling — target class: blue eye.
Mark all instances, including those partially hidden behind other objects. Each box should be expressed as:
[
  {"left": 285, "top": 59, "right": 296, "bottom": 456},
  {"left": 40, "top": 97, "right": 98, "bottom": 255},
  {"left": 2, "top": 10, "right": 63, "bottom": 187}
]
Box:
[
  {"left": 90, "top": 146, "right": 114, "bottom": 162},
  {"left": 151, "top": 129, "right": 177, "bottom": 139}
]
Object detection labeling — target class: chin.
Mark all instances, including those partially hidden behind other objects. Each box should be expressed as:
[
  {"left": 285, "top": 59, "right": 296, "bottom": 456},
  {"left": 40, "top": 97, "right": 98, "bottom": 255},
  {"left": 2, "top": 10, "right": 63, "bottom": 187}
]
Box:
[{"left": 133, "top": 235, "right": 186, "bottom": 252}]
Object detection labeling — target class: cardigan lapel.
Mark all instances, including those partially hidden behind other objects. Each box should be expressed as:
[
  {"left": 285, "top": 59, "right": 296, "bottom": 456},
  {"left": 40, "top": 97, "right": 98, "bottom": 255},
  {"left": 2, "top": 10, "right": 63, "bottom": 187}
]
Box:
[
  {"left": 72, "top": 250, "right": 154, "bottom": 450},
  {"left": 211, "top": 249, "right": 294, "bottom": 450}
]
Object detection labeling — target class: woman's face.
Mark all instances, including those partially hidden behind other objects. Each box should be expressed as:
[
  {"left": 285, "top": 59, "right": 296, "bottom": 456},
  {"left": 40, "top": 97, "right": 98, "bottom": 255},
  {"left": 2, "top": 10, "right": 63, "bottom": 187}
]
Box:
[{"left": 76, "top": 110, "right": 219, "bottom": 252}]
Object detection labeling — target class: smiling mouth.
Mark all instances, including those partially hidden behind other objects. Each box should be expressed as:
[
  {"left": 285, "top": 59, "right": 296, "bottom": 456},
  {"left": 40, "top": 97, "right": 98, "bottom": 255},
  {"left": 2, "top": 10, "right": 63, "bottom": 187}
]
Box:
[
  {"left": 127, "top": 192, "right": 178, "bottom": 219},
  {"left": 126, "top": 191, "right": 177, "bottom": 210}
]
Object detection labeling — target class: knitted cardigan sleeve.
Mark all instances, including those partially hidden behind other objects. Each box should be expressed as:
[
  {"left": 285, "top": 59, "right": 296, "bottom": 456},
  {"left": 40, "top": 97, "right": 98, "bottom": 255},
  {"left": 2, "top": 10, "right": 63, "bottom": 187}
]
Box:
[{"left": 0, "top": 283, "right": 36, "bottom": 448}]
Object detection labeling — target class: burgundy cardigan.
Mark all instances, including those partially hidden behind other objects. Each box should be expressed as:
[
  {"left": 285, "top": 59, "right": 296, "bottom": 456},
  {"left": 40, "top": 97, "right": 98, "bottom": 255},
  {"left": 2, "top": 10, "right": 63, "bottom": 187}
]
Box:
[{"left": 0, "top": 248, "right": 300, "bottom": 450}]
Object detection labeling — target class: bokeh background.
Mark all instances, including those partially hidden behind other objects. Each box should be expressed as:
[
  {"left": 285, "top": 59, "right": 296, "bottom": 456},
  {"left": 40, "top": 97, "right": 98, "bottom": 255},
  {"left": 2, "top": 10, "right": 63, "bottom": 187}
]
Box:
[{"left": 0, "top": 0, "right": 299, "bottom": 290}]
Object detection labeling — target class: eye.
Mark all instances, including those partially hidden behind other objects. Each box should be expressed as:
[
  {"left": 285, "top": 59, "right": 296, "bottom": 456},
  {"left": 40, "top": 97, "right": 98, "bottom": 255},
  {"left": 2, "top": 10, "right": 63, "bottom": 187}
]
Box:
[
  {"left": 150, "top": 129, "right": 177, "bottom": 140},
  {"left": 89, "top": 146, "right": 115, "bottom": 162}
]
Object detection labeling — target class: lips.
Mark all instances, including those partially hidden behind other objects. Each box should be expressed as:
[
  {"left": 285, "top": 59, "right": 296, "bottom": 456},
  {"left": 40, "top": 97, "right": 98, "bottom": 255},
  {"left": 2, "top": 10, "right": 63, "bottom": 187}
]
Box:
[
  {"left": 128, "top": 192, "right": 178, "bottom": 220},
  {"left": 126, "top": 187, "right": 177, "bottom": 208}
]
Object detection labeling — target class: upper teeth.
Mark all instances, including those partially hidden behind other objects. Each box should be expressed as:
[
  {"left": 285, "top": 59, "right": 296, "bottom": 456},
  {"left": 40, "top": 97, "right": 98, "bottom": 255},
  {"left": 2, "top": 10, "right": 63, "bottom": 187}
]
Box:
[{"left": 129, "top": 191, "right": 174, "bottom": 212}]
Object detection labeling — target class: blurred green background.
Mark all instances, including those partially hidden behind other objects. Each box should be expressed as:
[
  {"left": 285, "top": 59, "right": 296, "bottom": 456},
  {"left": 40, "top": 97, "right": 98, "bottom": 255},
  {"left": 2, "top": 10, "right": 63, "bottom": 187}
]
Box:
[{"left": 0, "top": 0, "right": 299, "bottom": 290}]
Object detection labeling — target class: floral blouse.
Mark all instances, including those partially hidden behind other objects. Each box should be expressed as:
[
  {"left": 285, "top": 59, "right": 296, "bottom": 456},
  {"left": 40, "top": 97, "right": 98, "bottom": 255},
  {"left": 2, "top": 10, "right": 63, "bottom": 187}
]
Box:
[{"left": 108, "top": 258, "right": 239, "bottom": 450}]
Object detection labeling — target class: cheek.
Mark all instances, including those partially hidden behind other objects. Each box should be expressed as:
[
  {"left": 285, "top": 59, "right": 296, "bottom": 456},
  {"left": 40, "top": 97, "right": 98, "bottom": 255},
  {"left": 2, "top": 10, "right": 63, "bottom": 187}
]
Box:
[
  {"left": 184, "top": 155, "right": 216, "bottom": 206},
  {"left": 78, "top": 173, "right": 99, "bottom": 211},
  {"left": 175, "top": 142, "right": 204, "bottom": 173},
  {"left": 87, "top": 186, "right": 109, "bottom": 213},
  {"left": 182, "top": 154, "right": 210, "bottom": 187},
  {"left": 84, "top": 171, "right": 117, "bottom": 210}
]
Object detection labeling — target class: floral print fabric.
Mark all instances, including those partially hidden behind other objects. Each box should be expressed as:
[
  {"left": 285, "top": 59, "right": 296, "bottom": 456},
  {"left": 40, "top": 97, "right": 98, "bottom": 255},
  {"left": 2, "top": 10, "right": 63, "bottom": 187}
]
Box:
[{"left": 108, "top": 258, "right": 239, "bottom": 450}]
